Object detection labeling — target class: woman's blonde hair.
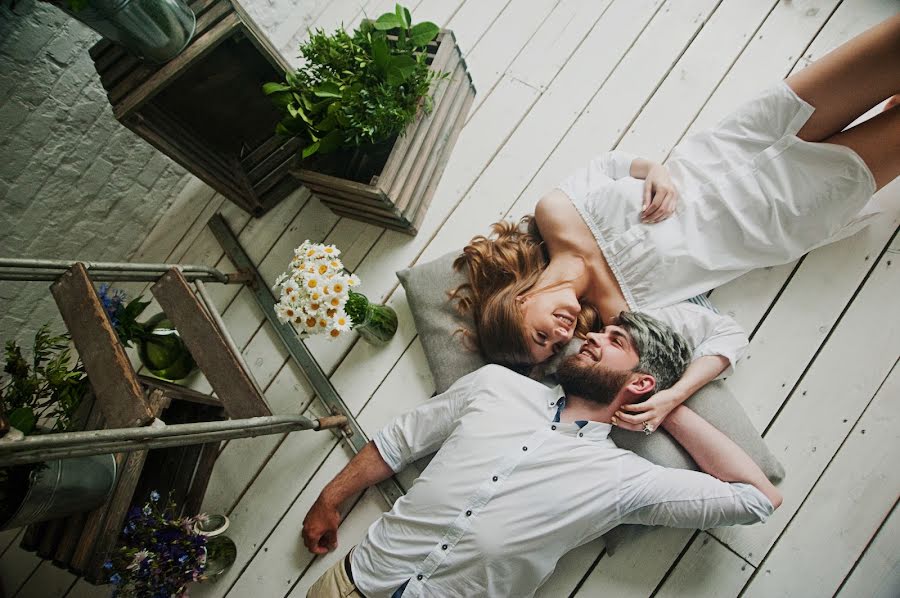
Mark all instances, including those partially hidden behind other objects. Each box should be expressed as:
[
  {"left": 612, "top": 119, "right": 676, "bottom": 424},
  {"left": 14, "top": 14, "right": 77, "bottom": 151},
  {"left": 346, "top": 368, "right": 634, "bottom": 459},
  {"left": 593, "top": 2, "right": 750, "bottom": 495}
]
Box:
[{"left": 451, "top": 216, "right": 599, "bottom": 370}]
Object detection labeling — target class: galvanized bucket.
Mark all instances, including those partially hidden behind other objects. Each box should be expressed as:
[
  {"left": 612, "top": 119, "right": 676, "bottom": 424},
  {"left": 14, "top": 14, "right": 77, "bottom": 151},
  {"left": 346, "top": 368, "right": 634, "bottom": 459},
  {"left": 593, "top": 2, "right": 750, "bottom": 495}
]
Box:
[
  {"left": 62, "top": 0, "right": 196, "bottom": 64},
  {"left": 1, "top": 453, "right": 117, "bottom": 531}
]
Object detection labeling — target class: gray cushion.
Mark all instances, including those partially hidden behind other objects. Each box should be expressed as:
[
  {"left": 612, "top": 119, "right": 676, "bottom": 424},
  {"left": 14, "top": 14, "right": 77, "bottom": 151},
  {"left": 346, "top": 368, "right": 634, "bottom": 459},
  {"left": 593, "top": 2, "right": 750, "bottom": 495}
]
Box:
[{"left": 397, "top": 252, "right": 784, "bottom": 554}]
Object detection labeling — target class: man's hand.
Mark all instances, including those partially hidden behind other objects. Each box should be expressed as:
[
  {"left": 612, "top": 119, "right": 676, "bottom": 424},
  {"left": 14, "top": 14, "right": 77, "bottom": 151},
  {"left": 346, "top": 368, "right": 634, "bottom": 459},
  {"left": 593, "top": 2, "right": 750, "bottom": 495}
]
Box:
[
  {"left": 641, "top": 163, "right": 678, "bottom": 223},
  {"left": 612, "top": 388, "right": 683, "bottom": 433},
  {"left": 302, "top": 495, "right": 342, "bottom": 555}
]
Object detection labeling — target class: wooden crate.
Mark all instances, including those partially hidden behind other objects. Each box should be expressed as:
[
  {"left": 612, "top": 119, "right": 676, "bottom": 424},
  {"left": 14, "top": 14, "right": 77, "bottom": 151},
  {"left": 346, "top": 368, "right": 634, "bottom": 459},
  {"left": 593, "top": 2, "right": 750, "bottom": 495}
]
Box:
[
  {"left": 90, "top": 0, "right": 303, "bottom": 217},
  {"left": 291, "top": 30, "right": 476, "bottom": 235}
]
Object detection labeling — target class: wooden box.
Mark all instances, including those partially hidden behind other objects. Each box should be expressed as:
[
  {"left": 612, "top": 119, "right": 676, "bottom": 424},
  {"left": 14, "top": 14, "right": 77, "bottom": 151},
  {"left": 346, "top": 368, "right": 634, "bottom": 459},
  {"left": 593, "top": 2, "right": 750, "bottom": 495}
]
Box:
[
  {"left": 90, "top": 0, "right": 303, "bottom": 216},
  {"left": 291, "top": 30, "right": 476, "bottom": 235}
]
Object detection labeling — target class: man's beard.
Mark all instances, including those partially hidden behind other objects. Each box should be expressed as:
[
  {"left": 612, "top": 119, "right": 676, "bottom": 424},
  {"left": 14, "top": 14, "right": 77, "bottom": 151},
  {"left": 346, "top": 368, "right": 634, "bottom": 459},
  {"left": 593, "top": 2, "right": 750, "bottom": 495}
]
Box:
[{"left": 555, "top": 355, "right": 632, "bottom": 405}]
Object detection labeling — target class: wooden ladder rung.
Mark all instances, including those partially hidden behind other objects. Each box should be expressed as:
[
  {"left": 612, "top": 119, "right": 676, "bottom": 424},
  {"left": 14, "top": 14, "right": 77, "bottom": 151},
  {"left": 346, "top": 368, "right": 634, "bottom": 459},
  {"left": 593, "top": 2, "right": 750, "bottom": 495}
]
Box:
[{"left": 151, "top": 268, "right": 271, "bottom": 419}]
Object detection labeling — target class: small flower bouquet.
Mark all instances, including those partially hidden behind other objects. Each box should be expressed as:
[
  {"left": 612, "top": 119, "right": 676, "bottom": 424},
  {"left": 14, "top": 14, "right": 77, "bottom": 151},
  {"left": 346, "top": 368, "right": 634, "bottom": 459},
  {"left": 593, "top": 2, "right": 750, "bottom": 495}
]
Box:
[
  {"left": 105, "top": 491, "right": 208, "bottom": 597},
  {"left": 273, "top": 240, "right": 398, "bottom": 344}
]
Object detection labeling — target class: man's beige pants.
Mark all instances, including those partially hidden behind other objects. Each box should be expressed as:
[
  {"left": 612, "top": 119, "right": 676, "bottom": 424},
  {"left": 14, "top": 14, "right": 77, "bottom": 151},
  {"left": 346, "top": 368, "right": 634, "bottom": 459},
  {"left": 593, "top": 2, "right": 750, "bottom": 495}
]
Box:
[{"left": 307, "top": 552, "right": 364, "bottom": 598}]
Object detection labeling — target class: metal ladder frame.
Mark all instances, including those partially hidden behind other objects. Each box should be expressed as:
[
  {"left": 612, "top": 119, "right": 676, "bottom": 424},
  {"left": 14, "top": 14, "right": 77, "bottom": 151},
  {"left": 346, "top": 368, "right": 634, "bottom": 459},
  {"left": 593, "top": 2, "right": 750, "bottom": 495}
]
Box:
[{"left": 0, "top": 214, "right": 405, "bottom": 506}]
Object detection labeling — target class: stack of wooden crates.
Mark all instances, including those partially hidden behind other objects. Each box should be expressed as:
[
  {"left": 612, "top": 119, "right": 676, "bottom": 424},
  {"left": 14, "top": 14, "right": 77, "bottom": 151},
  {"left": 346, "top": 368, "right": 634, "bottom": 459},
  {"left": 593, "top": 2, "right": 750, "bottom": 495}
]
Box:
[{"left": 89, "top": 0, "right": 475, "bottom": 233}]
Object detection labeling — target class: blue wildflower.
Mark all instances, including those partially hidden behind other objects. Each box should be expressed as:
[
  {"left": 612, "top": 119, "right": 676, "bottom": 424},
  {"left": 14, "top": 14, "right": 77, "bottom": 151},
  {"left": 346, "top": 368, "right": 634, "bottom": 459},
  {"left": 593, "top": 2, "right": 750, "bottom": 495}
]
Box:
[
  {"left": 103, "top": 560, "right": 113, "bottom": 569},
  {"left": 150, "top": 490, "right": 160, "bottom": 502},
  {"left": 143, "top": 505, "right": 152, "bottom": 515},
  {"left": 109, "top": 573, "right": 122, "bottom": 585}
]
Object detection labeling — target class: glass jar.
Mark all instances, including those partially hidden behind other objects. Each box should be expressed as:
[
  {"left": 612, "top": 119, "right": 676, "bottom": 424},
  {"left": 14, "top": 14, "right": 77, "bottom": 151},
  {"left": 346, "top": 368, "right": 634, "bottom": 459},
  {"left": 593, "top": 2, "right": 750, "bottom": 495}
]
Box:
[
  {"left": 136, "top": 312, "right": 196, "bottom": 381},
  {"left": 354, "top": 299, "right": 399, "bottom": 345}
]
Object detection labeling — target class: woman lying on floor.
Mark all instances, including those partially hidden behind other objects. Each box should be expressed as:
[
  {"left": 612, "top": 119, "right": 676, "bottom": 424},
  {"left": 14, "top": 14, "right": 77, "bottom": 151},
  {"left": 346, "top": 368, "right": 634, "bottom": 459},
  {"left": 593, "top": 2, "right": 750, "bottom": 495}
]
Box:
[{"left": 453, "top": 15, "right": 900, "bottom": 434}]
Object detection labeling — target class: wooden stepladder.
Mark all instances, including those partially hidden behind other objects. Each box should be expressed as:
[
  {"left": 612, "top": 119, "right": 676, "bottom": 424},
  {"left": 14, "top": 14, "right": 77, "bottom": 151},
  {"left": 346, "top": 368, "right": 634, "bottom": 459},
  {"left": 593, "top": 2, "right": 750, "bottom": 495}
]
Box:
[{"left": 0, "top": 226, "right": 377, "bottom": 582}]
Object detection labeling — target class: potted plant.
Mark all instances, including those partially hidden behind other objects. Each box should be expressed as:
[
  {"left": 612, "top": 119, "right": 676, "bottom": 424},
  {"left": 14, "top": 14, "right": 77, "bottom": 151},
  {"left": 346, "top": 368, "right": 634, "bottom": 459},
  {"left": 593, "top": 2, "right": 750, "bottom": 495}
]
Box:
[
  {"left": 104, "top": 491, "right": 220, "bottom": 597},
  {"left": 264, "top": 3, "right": 476, "bottom": 234},
  {"left": 0, "top": 326, "right": 117, "bottom": 531},
  {"left": 97, "top": 284, "right": 197, "bottom": 381},
  {"left": 41, "top": 0, "right": 196, "bottom": 64}
]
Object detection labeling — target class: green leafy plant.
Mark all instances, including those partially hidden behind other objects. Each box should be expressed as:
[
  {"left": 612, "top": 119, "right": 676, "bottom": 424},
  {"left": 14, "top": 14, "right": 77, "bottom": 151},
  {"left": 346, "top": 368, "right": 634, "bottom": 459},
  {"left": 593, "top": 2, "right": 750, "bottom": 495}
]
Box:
[
  {"left": 263, "top": 3, "right": 445, "bottom": 161},
  {"left": 0, "top": 325, "right": 90, "bottom": 524},
  {"left": 1, "top": 325, "right": 88, "bottom": 436}
]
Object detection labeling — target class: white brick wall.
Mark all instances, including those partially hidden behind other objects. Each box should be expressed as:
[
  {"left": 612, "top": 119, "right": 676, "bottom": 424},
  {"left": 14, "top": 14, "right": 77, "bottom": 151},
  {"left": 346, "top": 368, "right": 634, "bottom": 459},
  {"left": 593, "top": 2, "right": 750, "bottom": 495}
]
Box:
[{"left": 0, "top": 0, "right": 194, "bottom": 346}]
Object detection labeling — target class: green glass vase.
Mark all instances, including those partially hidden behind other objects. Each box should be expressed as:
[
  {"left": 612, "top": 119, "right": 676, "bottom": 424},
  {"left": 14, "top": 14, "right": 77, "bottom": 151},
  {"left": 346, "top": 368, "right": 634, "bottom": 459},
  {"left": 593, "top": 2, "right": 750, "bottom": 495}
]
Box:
[
  {"left": 135, "top": 313, "right": 196, "bottom": 381},
  {"left": 352, "top": 297, "right": 398, "bottom": 345}
]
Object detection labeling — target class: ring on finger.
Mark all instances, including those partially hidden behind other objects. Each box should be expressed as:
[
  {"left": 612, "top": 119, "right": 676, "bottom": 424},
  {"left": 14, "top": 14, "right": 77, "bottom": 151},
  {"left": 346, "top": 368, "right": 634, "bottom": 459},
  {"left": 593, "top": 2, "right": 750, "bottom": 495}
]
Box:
[{"left": 642, "top": 421, "right": 654, "bottom": 435}]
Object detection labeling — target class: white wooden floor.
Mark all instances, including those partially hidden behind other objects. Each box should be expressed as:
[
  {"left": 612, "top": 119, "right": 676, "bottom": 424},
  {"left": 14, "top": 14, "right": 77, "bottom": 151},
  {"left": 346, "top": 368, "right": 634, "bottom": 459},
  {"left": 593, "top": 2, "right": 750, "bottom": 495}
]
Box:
[{"left": 3, "top": 0, "right": 900, "bottom": 596}]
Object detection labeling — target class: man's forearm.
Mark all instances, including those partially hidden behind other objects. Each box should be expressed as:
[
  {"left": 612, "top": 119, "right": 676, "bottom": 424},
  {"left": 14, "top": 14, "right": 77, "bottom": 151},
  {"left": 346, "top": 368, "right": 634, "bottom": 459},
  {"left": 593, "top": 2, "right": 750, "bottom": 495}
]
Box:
[
  {"left": 662, "top": 406, "right": 782, "bottom": 508},
  {"left": 320, "top": 440, "right": 395, "bottom": 509}
]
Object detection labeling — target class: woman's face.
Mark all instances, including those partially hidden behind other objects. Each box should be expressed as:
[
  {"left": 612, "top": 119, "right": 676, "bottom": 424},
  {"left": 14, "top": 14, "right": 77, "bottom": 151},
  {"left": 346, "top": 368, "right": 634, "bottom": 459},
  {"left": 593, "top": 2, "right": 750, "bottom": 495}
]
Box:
[{"left": 519, "top": 286, "right": 582, "bottom": 363}]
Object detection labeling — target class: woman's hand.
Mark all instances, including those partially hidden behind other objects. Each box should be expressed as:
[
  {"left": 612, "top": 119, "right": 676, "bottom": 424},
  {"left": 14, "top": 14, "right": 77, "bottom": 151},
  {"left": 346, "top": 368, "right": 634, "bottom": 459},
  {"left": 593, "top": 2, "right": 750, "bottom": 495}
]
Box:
[
  {"left": 612, "top": 388, "right": 684, "bottom": 433},
  {"left": 641, "top": 163, "right": 678, "bottom": 223}
]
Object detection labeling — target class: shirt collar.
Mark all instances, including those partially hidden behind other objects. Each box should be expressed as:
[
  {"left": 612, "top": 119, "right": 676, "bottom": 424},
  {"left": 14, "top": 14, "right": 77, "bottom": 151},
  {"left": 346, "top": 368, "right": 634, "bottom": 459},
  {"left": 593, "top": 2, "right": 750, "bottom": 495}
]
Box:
[{"left": 546, "top": 387, "right": 613, "bottom": 440}]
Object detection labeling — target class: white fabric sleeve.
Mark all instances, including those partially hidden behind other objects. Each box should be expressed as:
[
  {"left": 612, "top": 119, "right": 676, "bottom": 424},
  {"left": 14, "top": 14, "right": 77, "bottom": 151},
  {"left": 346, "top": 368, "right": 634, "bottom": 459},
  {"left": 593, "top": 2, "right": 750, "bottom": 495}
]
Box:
[
  {"left": 648, "top": 302, "right": 749, "bottom": 378},
  {"left": 557, "top": 150, "right": 638, "bottom": 202},
  {"left": 373, "top": 368, "right": 481, "bottom": 473},
  {"left": 617, "top": 454, "right": 774, "bottom": 529}
]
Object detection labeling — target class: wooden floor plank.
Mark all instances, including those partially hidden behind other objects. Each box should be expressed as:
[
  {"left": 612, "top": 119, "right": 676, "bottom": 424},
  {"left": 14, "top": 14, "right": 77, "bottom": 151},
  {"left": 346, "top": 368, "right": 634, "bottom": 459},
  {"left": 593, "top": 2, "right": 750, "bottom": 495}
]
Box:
[
  {"left": 656, "top": 534, "right": 753, "bottom": 598},
  {"left": 12, "top": 560, "right": 76, "bottom": 598},
  {"left": 713, "top": 233, "right": 900, "bottom": 564},
  {"left": 836, "top": 501, "right": 900, "bottom": 598},
  {"left": 743, "top": 360, "right": 900, "bottom": 597}
]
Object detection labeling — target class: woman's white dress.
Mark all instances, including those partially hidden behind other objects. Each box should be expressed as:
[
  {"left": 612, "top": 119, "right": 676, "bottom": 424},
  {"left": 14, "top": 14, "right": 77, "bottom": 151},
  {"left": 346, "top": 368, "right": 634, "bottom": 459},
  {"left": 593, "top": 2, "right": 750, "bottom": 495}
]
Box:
[{"left": 557, "top": 81, "right": 879, "bottom": 312}]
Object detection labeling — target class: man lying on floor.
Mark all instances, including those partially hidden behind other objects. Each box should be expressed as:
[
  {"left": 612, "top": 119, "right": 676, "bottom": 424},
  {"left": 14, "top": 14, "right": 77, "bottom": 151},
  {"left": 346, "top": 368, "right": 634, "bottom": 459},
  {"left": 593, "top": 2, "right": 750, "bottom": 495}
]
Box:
[{"left": 302, "top": 312, "right": 782, "bottom": 598}]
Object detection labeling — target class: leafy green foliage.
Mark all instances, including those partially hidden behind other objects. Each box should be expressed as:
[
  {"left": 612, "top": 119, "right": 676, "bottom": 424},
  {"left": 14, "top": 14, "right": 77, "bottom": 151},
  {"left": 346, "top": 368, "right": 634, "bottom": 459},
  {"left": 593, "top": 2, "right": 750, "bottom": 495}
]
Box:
[
  {"left": 263, "top": 3, "right": 445, "bottom": 160},
  {"left": 0, "top": 325, "right": 89, "bottom": 435}
]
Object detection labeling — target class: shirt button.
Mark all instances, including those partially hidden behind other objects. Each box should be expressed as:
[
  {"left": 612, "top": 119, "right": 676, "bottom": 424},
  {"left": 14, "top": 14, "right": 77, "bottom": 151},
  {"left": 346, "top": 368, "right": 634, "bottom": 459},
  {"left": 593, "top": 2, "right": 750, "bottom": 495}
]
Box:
[
  {"left": 522, "top": 446, "right": 528, "bottom": 451},
  {"left": 551, "top": 425, "right": 557, "bottom": 430},
  {"left": 417, "top": 574, "right": 423, "bottom": 580},
  {"left": 550, "top": 401, "right": 556, "bottom": 406},
  {"left": 442, "top": 544, "right": 448, "bottom": 550},
  {"left": 578, "top": 432, "right": 584, "bottom": 437},
  {"left": 492, "top": 475, "right": 498, "bottom": 482},
  {"left": 466, "top": 510, "right": 472, "bottom": 516}
]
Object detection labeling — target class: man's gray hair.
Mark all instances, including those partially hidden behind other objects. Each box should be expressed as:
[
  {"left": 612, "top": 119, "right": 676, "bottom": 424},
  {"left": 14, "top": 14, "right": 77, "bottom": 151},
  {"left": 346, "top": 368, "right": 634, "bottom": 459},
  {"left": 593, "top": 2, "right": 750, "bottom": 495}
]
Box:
[{"left": 616, "top": 311, "right": 693, "bottom": 395}]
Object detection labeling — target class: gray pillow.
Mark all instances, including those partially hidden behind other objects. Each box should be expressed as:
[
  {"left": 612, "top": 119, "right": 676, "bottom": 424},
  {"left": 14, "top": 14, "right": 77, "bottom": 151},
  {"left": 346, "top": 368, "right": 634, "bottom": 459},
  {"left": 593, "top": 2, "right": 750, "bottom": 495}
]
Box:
[{"left": 397, "top": 252, "right": 784, "bottom": 554}]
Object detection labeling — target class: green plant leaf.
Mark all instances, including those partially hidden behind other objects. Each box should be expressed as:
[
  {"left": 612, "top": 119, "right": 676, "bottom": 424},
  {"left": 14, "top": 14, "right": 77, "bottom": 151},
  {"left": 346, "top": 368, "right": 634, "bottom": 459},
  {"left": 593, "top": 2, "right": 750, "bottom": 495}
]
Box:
[
  {"left": 374, "top": 12, "right": 403, "bottom": 30},
  {"left": 286, "top": 71, "right": 302, "bottom": 88},
  {"left": 262, "top": 82, "right": 292, "bottom": 95},
  {"left": 268, "top": 91, "right": 293, "bottom": 110},
  {"left": 395, "top": 4, "right": 410, "bottom": 29},
  {"left": 409, "top": 22, "right": 439, "bottom": 46},
  {"left": 9, "top": 407, "right": 35, "bottom": 435},
  {"left": 403, "top": 6, "right": 412, "bottom": 29},
  {"left": 313, "top": 82, "right": 342, "bottom": 98},
  {"left": 371, "top": 35, "right": 390, "bottom": 73},
  {"left": 387, "top": 55, "right": 418, "bottom": 85},
  {"left": 301, "top": 141, "right": 320, "bottom": 159},
  {"left": 317, "top": 130, "right": 344, "bottom": 154}
]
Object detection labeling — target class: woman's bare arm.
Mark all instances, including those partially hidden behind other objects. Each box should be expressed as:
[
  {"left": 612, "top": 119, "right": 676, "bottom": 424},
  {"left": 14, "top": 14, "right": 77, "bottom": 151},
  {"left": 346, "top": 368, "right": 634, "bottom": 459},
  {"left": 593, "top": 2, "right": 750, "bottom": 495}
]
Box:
[{"left": 662, "top": 405, "right": 782, "bottom": 508}]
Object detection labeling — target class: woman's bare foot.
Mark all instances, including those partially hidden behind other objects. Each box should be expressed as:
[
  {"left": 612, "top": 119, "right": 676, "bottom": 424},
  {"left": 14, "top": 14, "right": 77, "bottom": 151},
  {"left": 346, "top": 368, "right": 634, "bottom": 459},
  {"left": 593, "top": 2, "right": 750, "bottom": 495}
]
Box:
[{"left": 884, "top": 94, "right": 900, "bottom": 112}]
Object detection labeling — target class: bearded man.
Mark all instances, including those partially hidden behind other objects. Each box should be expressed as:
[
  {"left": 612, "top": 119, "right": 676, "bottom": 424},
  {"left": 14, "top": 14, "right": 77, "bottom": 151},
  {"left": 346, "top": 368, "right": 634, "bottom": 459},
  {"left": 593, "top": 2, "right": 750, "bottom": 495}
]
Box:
[{"left": 302, "top": 312, "right": 781, "bottom": 598}]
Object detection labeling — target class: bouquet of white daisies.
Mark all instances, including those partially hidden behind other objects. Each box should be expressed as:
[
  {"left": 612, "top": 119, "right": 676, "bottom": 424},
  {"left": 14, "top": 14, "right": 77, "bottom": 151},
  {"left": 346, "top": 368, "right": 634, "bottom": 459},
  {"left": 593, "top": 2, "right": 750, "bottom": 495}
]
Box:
[{"left": 272, "top": 241, "right": 397, "bottom": 343}]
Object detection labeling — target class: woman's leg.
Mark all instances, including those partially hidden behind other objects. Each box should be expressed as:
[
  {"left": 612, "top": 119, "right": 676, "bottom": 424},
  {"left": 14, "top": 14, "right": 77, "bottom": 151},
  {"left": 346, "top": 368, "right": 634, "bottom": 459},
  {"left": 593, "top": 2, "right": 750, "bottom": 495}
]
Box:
[
  {"left": 787, "top": 14, "right": 900, "bottom": 143},
  {"left": 823, "top": 102, "right": 900, "bottom": 190}
]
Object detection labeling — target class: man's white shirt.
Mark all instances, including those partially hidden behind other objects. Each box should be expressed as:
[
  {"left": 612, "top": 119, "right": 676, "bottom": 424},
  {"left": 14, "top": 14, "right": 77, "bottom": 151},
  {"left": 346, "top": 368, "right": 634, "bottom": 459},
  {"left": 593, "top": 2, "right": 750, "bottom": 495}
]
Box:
[{"left": 354, "top": 365, "right": 773, "bottom": 598}]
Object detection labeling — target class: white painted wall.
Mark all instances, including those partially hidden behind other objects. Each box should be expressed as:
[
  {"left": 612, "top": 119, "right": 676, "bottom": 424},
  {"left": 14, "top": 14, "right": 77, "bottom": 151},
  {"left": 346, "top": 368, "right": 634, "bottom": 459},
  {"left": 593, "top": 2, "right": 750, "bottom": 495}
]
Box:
[{"left": 0, "top": 0, "right": 194, "bottom": 345}]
